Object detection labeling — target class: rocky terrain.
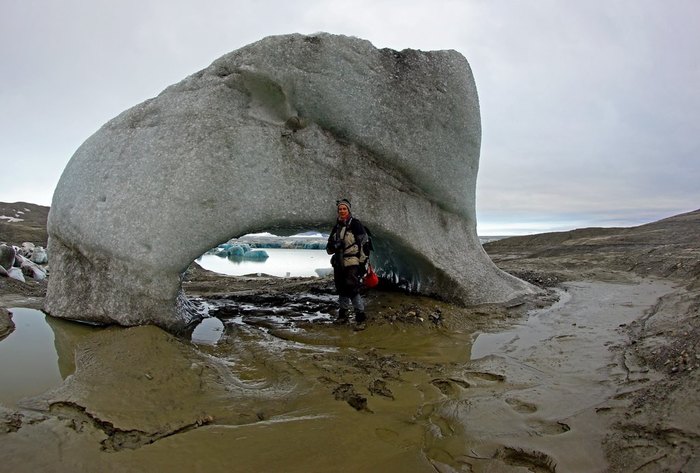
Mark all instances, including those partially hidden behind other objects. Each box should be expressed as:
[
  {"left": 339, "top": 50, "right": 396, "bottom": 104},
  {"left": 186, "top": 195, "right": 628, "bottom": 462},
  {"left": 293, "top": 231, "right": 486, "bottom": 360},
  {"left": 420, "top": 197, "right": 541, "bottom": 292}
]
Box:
[
  {"left": 485, "top": 209, "right": 700, "bottom": 472},
  {"left": 485, "top": 209, "right": 700, "bottom": 285},
  {"left": 0, "top": 202, "right": 49, "bottom": 247},
  {"left": 0, "top": 205, "right": 698, "bottom": 472}
]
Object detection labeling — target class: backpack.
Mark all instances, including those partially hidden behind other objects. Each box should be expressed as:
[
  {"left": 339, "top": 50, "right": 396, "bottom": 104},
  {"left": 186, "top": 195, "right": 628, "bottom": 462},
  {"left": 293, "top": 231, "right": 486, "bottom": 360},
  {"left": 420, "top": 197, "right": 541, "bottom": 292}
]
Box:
[{"left": 359, "top": 223, "right": 373, "bottom": 263}]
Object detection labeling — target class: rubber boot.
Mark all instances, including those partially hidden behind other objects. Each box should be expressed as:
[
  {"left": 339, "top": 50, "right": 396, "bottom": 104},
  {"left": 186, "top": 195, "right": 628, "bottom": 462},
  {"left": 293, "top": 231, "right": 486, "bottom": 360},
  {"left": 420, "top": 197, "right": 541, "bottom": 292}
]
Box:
[
  {"left": 335, "top": 308, "right": 350, "bottom": 324},
  {"left": 354, "top": 311, "right": 367, "bottom": 330}
]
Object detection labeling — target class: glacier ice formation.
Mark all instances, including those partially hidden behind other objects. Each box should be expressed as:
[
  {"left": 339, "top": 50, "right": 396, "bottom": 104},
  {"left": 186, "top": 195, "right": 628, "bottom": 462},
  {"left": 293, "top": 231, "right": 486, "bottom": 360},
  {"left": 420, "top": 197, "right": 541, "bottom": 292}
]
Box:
[{"left": 45, "top": 33, "right": 535, "bottom": 331}]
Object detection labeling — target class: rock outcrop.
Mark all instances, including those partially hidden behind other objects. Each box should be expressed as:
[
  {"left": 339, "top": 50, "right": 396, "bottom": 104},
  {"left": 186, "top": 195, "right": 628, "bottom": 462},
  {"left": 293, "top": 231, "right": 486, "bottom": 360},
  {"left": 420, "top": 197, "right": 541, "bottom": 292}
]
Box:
[{"left": 45, "top": 33, "right": 535, "bottom": 331}]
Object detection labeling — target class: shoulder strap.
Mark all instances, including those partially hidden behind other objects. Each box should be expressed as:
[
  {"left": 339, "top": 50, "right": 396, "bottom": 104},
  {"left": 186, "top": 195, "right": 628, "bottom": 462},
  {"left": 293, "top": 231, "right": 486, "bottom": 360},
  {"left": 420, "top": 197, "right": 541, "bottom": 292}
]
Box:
[{"left": 349, "top": 218, "right": 366, "bottom": 236}]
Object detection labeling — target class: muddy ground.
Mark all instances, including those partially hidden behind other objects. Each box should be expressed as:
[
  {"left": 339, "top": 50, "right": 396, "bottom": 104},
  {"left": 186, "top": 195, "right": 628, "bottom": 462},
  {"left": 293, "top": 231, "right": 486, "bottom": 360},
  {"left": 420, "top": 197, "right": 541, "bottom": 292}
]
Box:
[{"left": 0, "top": 209, "right": 698, "bottom": 472}]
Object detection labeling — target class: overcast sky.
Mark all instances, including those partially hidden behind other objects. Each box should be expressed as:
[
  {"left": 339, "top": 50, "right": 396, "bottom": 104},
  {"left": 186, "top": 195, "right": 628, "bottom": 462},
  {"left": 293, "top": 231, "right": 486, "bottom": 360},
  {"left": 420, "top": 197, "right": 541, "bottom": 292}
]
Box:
[{"left": 1, "top": 0, "right": 698, "bottom": 234}]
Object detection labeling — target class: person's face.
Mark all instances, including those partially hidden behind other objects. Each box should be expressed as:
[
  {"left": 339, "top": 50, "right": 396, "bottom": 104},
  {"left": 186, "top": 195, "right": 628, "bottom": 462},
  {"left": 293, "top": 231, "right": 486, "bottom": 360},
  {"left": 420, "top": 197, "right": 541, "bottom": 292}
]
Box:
[{"left": 337, "top": 204, "right": 349, "bottom": 219}]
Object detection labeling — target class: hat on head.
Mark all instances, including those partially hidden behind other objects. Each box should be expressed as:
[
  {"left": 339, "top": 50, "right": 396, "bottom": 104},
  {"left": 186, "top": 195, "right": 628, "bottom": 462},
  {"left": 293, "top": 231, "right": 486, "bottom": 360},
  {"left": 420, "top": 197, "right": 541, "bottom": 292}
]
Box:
[{"left": 336, "top": 198, "right": 351, "bottom": 210}]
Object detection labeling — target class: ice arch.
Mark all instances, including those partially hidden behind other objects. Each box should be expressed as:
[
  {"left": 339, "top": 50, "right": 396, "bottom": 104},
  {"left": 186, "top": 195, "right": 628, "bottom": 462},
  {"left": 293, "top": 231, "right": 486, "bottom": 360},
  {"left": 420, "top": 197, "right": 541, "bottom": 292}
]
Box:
[{"left": 45, "top": 33, "right": 535, "bottom": 331}]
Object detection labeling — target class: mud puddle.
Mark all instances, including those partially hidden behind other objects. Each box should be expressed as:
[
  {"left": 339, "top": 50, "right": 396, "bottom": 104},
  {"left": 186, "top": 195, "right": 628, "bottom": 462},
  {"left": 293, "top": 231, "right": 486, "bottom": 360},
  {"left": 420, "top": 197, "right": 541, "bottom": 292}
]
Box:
[
  {"left": 0, "top": 277, "right": 677, "bottom": 472},
  {"left": 0, "top": 308, "right": 98, "bottom": 408},
  {"left": 0, "top": 308, "right": 64, "bottom": 407}
]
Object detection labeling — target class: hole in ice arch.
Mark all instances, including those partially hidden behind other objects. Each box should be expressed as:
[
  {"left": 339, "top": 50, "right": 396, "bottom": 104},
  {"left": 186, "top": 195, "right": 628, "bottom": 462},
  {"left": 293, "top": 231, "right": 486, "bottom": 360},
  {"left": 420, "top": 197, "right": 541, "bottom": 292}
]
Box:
[
  {"left": 179, "top": 226, "right": 449, "bottom": 345},
  {"left": 192, "top": 228, "right": 333, "bottom": 278},
  {"left": 176, "top": 224, "right": 451, "bottom": 336},
  {"left": 178, "top": 215, "right": 453, "bottom": 318},
  {"left": 184, "top": 226, "right": 437, "bottom": 295}
]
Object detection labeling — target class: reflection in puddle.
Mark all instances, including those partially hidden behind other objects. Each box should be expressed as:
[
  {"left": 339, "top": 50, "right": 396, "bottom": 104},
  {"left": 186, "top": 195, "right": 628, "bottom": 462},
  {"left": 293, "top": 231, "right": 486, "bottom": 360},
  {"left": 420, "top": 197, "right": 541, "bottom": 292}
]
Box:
[
  {"left": 0, "top": 308, "right": 62, "bottom": 407},
  {"left": 0, "top": 307, "right": 99, "bottom": 408}
]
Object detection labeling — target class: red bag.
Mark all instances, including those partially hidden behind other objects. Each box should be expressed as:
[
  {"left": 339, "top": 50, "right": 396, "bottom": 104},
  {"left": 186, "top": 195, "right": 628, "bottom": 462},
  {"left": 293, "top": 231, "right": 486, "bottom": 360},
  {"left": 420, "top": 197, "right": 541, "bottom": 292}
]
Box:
[{"left": 363, "top": 264, "right": 379, "bottom": 288}]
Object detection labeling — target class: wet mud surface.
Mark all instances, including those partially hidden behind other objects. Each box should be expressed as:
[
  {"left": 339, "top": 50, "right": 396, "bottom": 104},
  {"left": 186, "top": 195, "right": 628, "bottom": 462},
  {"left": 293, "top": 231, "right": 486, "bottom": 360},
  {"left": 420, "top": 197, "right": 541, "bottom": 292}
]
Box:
[
  {"left": 2, "top": 271, "right": 697, "bottom": 472},
  {"left": 1, "top": 209, "right": 699, "bottom": 471}
]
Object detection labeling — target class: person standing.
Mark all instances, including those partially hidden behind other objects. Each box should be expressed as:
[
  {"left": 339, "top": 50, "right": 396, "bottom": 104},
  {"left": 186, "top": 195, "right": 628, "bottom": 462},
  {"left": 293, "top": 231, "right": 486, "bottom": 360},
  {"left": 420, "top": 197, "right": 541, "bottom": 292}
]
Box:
[{"left": 326, "top": 199, "right": 370, "bottom": 328}]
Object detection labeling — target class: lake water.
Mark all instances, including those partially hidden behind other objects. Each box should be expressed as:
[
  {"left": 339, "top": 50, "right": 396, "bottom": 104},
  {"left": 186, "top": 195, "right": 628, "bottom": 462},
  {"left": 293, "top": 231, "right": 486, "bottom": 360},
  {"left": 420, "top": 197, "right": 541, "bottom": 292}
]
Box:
[
  {"left": 196, "top": 248, "right": 332, "bottom": 277},
  {"left": 196, "top": 237, "right": 505, "bottom": 278}
]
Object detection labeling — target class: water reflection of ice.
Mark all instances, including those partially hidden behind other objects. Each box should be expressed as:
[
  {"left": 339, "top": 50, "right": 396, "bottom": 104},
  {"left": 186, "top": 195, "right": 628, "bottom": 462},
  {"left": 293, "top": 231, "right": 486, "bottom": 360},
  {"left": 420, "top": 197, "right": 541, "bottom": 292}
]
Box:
[{"left": 196, "top": 248, "right": 332, "bottom": 277}]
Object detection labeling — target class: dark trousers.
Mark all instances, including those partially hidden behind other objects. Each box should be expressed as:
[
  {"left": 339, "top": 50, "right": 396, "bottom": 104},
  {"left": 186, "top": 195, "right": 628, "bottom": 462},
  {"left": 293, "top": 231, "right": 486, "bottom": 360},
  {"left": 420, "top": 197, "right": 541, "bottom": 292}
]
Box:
[{"left": 333, "top": 265, "right": 364, "bottom": 311}]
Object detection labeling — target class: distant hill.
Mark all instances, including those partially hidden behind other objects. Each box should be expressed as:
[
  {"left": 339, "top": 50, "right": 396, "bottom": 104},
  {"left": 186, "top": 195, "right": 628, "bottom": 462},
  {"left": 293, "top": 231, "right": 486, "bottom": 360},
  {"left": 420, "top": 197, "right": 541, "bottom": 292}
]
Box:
[
  {"left": 484, "top": 208, "right": 700, "bottom": 282},
  {"left": 484, "top": 208, "right": 700, "bottom": 252},
  {"left": 0, "top": 202, "right": 49, "bottom": 246}
]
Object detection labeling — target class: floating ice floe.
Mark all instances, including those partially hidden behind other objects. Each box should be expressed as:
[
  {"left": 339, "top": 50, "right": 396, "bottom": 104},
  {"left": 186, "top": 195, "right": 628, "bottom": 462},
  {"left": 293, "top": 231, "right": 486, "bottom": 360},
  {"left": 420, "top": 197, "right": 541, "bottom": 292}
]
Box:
[{"left": 207, "top": 243, "right": 268, "bottom": 261}]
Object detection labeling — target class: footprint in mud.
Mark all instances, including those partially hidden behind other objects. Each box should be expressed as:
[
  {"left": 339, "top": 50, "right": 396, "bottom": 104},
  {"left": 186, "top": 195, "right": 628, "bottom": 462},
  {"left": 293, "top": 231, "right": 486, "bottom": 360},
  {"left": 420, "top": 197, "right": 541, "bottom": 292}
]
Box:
[
  {"left": 369, "top": 379, "right": 394, "bottom": 399},
  {"left": 430, "top": 378, "right": 471, "bottom": 395},
  {"left": 526, "top": 419, "right": 571, "bottom": 436},
  {"left": 498, "top": 446, "right": 557, "bottom": 473},
  {"left": 375, "top": 428, "right": 400, "bottom": 444},
  {"left": 318, "top": 377, "right": 372, "bottom": 412},
  {"left": 505, "top": 397, "right": 538, "bottom": 414},
  {"left": 332, "top": 383, "right": 371, "bottom": 412},
  {"left": 612, "top": 390, "right": 636, "bottom": 401},
  {"left": 374, "top": 428, "right": 417, "bottom": 448},
  {"left": 464, "top": 371, "right": 506, "bottom": 383},
  {"left": 595, "top": 406, "right": 615, "bottom": 417}
]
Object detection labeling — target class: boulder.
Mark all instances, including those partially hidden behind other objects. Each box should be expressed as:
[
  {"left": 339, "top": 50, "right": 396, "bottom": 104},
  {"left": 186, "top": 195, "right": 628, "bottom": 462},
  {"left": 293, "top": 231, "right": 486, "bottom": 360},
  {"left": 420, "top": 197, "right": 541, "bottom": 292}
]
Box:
[
  {"left": 19, "top": 242, "right": 48, "bottom": 265},
  {"left": 6, "top": 267, "right": 25, "bottom": 283},
  {"left": 31, "top": 246, "right": 48, "bottom": 265},
  {"left": 20, "top": 242, "right": 35, "bottom": 257},
  {"left": 0, "top": 244, "right": 15, "bottom": 270},
  {"left": 17, "top": 254, "right": 46, "bottom": 281},
  {"left": 45, "top": 33, "right": 535, "bottom": 331}
]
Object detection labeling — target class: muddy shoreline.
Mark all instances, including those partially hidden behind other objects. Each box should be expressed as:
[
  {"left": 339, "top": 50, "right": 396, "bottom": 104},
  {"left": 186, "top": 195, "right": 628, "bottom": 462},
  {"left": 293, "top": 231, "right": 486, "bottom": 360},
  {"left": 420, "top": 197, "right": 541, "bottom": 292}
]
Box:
[{"left": 1, "top": 210, "right": 699, "bottom": 472}]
